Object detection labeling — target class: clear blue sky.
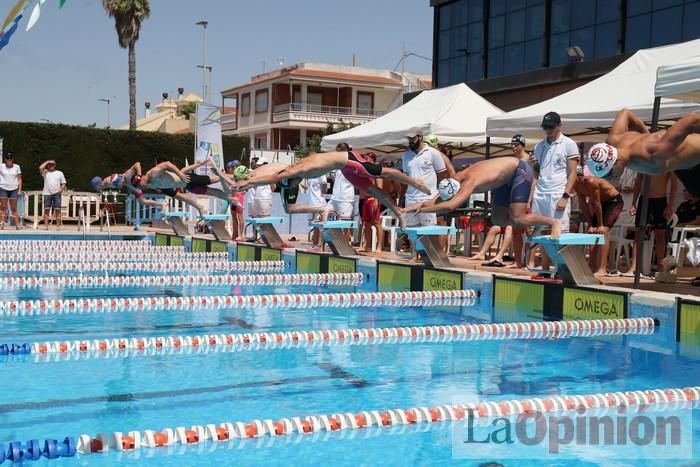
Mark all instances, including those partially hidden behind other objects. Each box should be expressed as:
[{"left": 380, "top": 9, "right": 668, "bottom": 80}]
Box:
[{"left": 0, "top": 0, "right": 434, "bottom": 127}]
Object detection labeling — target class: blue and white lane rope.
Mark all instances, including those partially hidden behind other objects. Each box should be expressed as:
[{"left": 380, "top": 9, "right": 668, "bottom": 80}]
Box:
[
  {"left": 10, "top": 317, "right": 652, "bottom": 359},
  {"left": 0, "top": 251, "right": 227, "bottom": 263},
  {"left": 0, "top": 289, "right": 477, "bottom": 317},
  {"left": 0, "top": 272, "right": 362, "bottom": 290},
  {"left": 0, "top": 260, "right": 284, "bottom": 274}
]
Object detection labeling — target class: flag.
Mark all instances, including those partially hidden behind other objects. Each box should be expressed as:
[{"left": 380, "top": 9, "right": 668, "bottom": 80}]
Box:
[
  {"left": 195, "top": 103, "right": 224, "bottom": 188},
  {"left": 25, "top": 2, "right": 40, "bottom": 31},
  {"left": 59, "top": 0, "right": 65, "bottom": 8},
  {"left": 0, "top": 13, "right": 23, "bottom": 50},
  {"left": 2, "top": 0, "right": 27, "bottom": 32}
]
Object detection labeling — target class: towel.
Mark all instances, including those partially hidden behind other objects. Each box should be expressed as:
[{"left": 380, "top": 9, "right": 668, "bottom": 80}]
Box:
[{"left": 684, "top": 238, "right": 700, "bottom": 266}]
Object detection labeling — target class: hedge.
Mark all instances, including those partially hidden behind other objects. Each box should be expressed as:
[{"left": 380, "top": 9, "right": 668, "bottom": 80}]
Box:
[{"left": 0, "top": 122, "right": 249, "bottom": 191}]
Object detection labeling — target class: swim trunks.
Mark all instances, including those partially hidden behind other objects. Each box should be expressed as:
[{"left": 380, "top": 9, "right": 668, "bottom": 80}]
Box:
[
  {"left": 279, "top": 178, "right": 301, "bottom": 205},
  {"left": 492, "top": 159, "right": 533, "bottom": 206},
  {"left": 635, "top": 197, "right": 668, "bottom": 228},
  {"left": 360, "top": 197, "right": 381, "bottom": 223},
  {"left": 341, "top": 151, "right": 382, "bottom": 192},
  {"left": 591, "top": 194, "right": 624, "bottom": 228},
  {"left": 186, "top": 173, "right": 212, "bottom": 195},
  {"left": 675, "top": 164, "right": 700, "bottom": 198}
]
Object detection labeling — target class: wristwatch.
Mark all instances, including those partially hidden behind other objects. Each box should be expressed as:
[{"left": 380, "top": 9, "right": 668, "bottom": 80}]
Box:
[{"left": 561, "top": 192, "right": 571, "bottom": 199}]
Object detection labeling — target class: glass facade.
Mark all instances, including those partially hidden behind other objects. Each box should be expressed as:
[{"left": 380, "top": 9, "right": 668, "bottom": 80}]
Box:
[{"left": 435, "top": 0, "right": 700, "bottom": 87}]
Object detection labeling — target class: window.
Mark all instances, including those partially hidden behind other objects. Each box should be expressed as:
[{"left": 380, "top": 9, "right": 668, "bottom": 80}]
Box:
[
  {"left": 255, "top": 89, "right": 268, "bottom": 113},
  {"left": 550, "top": 0, "right": 620, "bottom": 64},
  {"left": 488, "top": 1, "right": 545, "bottom": 76},
  {"left": 625, "top": 0, "right": 700, "bottom": 53},
  {"left": 435, "top": 0, "right": 482, "bottom": 85},
  {"left": 356, "top": 91, "right": 374, "bottom": 115},
  {"left": 254, "top": 133, "right": 267, "bottom": 150},
  {"left": 240, "top": 93, "right": 250, "bottom": 116}
]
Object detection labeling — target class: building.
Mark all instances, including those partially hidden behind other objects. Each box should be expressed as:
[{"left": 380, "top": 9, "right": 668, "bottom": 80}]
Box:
[
  {"left": 431, "top": 0, "right": 700, "bottom": 110},
  {"left": 120, "top": 91, "right": 235, "bottom": 135},
  {"left": 220, "top": 62, "right": 431, "bottom": 150}
]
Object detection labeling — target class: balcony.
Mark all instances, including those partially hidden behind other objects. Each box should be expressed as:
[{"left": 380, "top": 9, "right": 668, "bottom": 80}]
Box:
[
  {"left": 272, "top": 103, "right": 385, "bottom": 125},
  {"left": 220, "top": 112, "right": 237, "bottom": 132}
]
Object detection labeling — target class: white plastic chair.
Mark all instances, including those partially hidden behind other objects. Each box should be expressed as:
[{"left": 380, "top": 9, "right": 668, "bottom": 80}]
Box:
[
  {"left": 380, "top": 213, "right": 398, "bottom": 252},
  {"left": 608, "top": 223, "right": 634, "bottom": 271},
  {"left": 668, "top": 226, "right": 700, "bottom": 265}
]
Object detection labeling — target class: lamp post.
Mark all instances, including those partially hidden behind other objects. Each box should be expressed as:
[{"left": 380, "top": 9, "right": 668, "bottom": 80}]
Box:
[
  {"left": 98, "top": 98, "right": 111, "bottom": 128},
  {"left": 195, "top": 20, "right": 209, "bottom": 103}
]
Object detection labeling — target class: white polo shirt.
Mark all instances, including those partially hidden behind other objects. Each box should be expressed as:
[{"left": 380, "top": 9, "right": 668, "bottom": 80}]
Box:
[
  {"left": 402, "top": 145, "right": 446, "bottom": 203},
  {"left": 533, "top": 134, "right": 579, "bottom": 195},
  {"left": 330, "top": 170, "right": 354, "bottom": 203},
  {"left": 298, "top": 175, "right": 327, "bottom": 207}
]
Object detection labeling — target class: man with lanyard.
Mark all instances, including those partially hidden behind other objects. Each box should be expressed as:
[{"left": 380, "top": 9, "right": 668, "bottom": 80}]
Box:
[
  {"left": 401, "top": 128, "right": 448, "bottom": 255},
  {"left": 529, "top": 112, "right": 580, "bottom": 277}
]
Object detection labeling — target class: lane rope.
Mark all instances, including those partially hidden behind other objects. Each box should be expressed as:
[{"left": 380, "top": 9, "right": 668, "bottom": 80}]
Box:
[
  {"left": 60, "top": 385, "right": 698, "bottom": 455},
  {"left": 0, "top": 260, "right": 283, "bottom": 274},
  {"left": 0, "top": 290, "right": 477, "bottom": 317},
  {"left": 0, "top": 272, "right": 361, "bottom": 290},
  {"left": 0, "top": 251, "right": 227, "bottom": 263},
  {"left": 7, "top": 317, "right": 653, "bottom": 360}
]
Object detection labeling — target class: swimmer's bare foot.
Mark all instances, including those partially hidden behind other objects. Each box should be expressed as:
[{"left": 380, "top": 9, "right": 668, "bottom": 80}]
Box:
[
  {"left": 398, "top": 212, "right": 407, "bottom": 230},
  {"left": 549, "top": 220, "right": 561, "bottom": 240},
  {"left": 593, "top": 270, "right": 607, "bottom": 278},
  {"left": 468, "top": 253, "right": 486, "bottom": 260},
  {"left": 503, "top": 263, "right": 521, "bottom": 269}
]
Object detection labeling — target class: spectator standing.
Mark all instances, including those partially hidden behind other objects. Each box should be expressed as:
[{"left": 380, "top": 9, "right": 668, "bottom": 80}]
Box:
[
  {"left": 0, "top": 152, "right": 22, "bottom": 229},
  {"left": 298, "top": 173, "right": 328, "bottom": 245},
  {"left": 39, "top": 160, "right": 66, "bottom": 230}
]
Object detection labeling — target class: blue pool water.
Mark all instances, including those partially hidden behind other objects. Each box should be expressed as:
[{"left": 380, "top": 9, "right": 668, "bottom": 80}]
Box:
[{"left": 0, "top": 242, "right": 698, "bottom": 466}]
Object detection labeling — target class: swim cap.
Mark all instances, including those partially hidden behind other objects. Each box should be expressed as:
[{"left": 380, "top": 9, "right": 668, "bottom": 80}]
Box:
[
  {"left": 438, "top": 178, "right": 461, "bottom": 201},
  {"left": 425, "top": 134, "right": 439, "bottom": 148},
  {"left": 91, "top": 176, "right": 103, "bottom": 191},
  {"left": 511, "top": 134, "right": 526, "bottom": 147},
  {"left": 587, "top": 143, "right": 618, "bottom": 178},
  {"left": 226, "top": 160, "right": 241, "bottom": 169},
  {"left": 233, "top": 165, "right": 250, "bottom": 180}
]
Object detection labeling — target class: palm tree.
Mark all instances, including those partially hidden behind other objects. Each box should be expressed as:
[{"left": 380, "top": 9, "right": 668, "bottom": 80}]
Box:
[{"left": 102, "top": 0, "right": 151, "bottom": 130}]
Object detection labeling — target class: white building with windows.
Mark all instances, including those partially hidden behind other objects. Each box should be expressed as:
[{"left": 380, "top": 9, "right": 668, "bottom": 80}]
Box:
[{"left": 219, "top": 62, "right": 430, "bottom": 150}]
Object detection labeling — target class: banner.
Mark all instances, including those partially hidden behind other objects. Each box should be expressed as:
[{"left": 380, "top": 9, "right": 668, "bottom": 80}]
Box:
[{"left": 195, "top": 103, "right": 224, "bottom": 184}]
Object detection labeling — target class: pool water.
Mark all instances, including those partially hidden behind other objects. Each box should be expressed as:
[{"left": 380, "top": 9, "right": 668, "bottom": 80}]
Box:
[{"left": 0, "top": 242, "right": 698, "bottom": 466}]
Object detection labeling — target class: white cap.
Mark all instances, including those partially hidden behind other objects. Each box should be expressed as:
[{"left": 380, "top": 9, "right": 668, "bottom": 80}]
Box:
[
  {"left": 405, "top": 127, "right": 424, "bottom": 138},
  {"left": 586, "top": 143, "right": 618, "bottom": 178}
]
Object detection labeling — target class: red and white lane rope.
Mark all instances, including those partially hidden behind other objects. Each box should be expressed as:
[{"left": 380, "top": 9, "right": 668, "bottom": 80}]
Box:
[
  {"left": 75, "top": 385, "right": 699, "bottom": 454},
  {"left": 0, "top": 251, "right": 227, "bottom": 263},
  {"left": 0, "top": 243, "right": 180, "bottom": 253},
  {"left": 27, "top": 317, "right": 654, "bottom": 357},
  {"left": 0, "top": 272, "right": 362, "bottom": 290},
  {"left": 0, "top": 290, "right": 476, "bottom": 317},
  {"left": 0, "top": 240, "right": 151, "bottom": 246},
  {"left": 0, "top": 260, "right": 281, "bottom": 274}
]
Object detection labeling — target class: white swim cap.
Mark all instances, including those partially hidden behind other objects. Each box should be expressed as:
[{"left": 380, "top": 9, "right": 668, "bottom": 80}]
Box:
[
  {"left": 438, "top": 178, "right": 460, "bottom": 201},
  {"left": 587, "top": 143, "right": 618, "bottom": 178}
]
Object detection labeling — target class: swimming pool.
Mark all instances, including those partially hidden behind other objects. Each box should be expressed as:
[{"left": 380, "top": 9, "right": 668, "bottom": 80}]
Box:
[{"left": 0, "top": 239, "right": 697, "bottom": 466}]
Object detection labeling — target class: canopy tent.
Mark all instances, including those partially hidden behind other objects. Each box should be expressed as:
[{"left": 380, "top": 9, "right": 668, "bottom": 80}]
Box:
[
  {"left": 655, "top": 57, "right": 700, "bottom": 101},
  {"left": 321, "top": 83, "right": 509, "bottom": 158},
  {"left": 486, "top": 38, "right": 700, "bottom": 140}
]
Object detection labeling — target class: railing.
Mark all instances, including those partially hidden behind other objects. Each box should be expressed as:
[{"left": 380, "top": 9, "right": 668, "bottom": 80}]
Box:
[
  {"left": 220, "top": 112, "right": 237, "bottom": 132},
  {"left": 125, "top": 194, "right": 226, "bottom": 230},
  {"left": 271, "top": 103, "right": 385, "bottom": 124},
  {"left": 19, "top": 191, "right": 102, "bottom": 230}
]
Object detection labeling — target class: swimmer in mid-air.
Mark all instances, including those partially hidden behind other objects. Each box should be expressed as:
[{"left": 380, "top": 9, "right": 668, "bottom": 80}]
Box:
[
  {"left": 586, "top": 108, "right": 700, "bottom": 192},
  {"left": 234, "top": 151, "right": 432, "bottom": 228},
  {"left": 405, "top": 156, "right": 561, "bottom": 239}
]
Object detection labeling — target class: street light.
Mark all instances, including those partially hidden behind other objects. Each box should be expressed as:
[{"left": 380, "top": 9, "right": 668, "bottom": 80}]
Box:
[
  {"left": 195, "top": 20, "right": 209, "bottom": 103},
  {"left": 98, "top": 98, "right": 111, "bottom": 128},
  {"left": 565, "top": 46, "right": 585, "bottom": 63}
]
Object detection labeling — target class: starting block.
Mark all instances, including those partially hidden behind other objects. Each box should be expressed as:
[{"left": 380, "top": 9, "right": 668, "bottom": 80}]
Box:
[
  {"left": 201, "top": 214, "right": 231, "bottom": 241},
  {"left": 530, "top": 233, "right": 604, "bottom": 285},
  {"left": 160, "top": 212, "right": 190, "bottom": 236},
  {"left": 311, "top": 220, "right": 358, "bottom": 256},
  {"left": 245, "top": 217, "right": 286, "bottom": 248},
  {"left": 398, "top": 225, "right": 456, "bottom": 268}
]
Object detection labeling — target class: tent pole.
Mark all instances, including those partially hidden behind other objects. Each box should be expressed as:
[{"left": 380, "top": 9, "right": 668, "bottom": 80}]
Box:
[
  {"left": 633, "top": 96, "right": 661, "bottom": 289},
  {"left": 485, "top": 136, "right": 491, "bottom": 206}
]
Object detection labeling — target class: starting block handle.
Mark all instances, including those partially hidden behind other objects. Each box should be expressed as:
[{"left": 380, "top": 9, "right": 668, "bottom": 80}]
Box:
[
  {"left": 530, "top": 233, "right": 605, "bottom": 246},
  {"left": 311, "top": 220, "right": 358, "bottom": 229},
  {"left": 202, "top": 214, "right": 230, "bottom": 221},
  {"left": 244, "top": 217, "right": 285, "bottom": 225}
]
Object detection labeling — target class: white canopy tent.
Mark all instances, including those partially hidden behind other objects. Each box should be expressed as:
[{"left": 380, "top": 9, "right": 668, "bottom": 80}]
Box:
[
  {"left": 321, "top": 83, "right": 508, "bottom": 157},
  {"left": 655, "top": 57, "right": 700, "bottom": 101},
  {"left": 486, "top": 38, "right": 700, "bottom": 140}
]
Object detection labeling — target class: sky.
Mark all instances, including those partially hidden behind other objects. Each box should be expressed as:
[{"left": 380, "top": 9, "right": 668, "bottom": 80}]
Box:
[{"left": 0, "top": 0, "right": 434, "bottom": 128}]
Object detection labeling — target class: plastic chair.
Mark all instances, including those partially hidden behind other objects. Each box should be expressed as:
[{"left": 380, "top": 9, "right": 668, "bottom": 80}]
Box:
[
  {"left": 608, "top": 223, "right": 634, "bottom": 271},
  {"left": 668, "top": 226, "right": 700, "bottom": 265},
  {"left": 380, "top": 213, "right": 398, "bottom": 252}
]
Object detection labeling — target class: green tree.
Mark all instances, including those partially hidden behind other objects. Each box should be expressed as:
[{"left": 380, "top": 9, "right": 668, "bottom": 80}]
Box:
[
  {"left": 102, "top": 0, "right": 151, "bottom": 130},
  {"left": 179, "top": 102, "right": 197, "bottom": 119}
]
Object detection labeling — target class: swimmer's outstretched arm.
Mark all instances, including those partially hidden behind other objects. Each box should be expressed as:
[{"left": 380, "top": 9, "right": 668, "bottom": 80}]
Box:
[
  {"left": 151, "top": 161, "right": 189, "bottom": 183},
  {"left": 609, "top": 108, "right": 650, "bottom": 144},
  {"left": 380, "top": 167, "right": 431, "bottom": 195},
  {"left": 123, "top": 162, "right": 142, "bottom": 180},
  {"left": 405, "top": 186, "right": 471, "bottom": 214}
]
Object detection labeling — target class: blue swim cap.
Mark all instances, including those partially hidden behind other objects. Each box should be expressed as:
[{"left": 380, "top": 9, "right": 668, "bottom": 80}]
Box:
[
  {"left": 226, "top": 160, "right": 241, "bottom": 169},
  {"left": 91, "top": 176, "right": 103, "bottom": 191}
]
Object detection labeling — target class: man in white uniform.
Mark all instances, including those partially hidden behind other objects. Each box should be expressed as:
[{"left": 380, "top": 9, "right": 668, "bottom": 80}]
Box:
[
  {"left": 530, "top": 111, "right": 580, "bottom": 273},
  {"left": 298, "top": 174, "right": 328, "bottom": 245},
  {"left": 401, "top": 127, "right": 448, "bottom": 227},
  {"left": 251, "top": 158, "right": 273, "bottom": 218},
  {"left": 328, "top": 170, "right": 354, "bottom": 221}
]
